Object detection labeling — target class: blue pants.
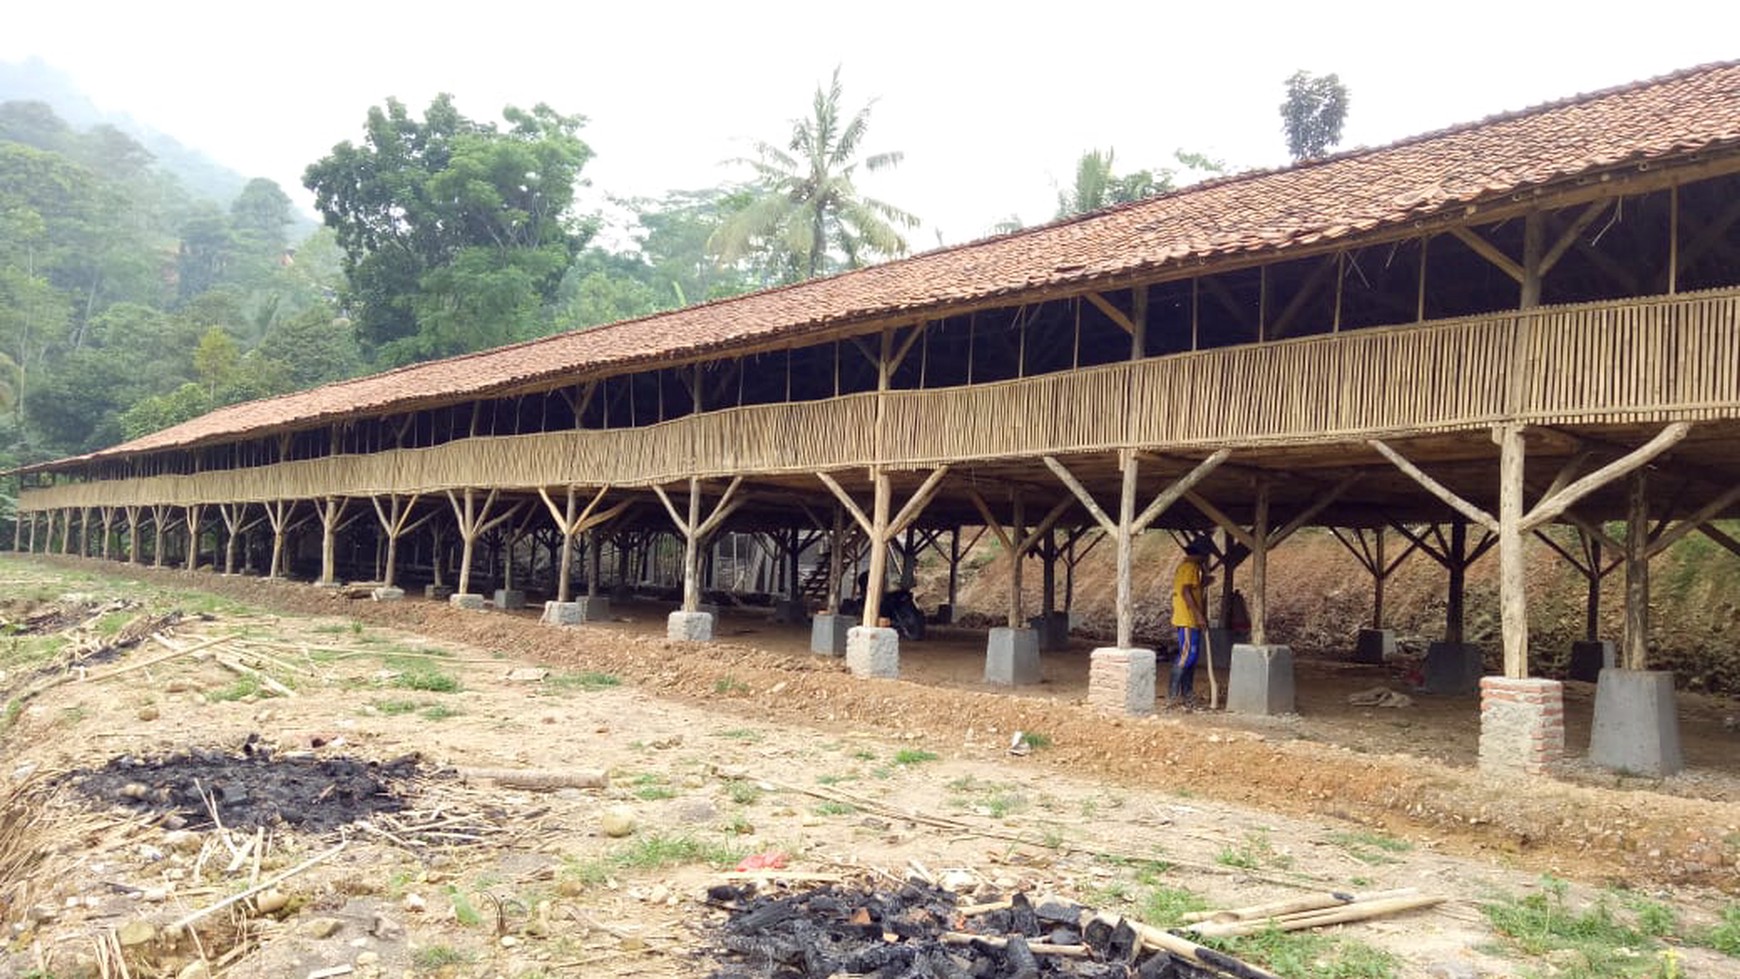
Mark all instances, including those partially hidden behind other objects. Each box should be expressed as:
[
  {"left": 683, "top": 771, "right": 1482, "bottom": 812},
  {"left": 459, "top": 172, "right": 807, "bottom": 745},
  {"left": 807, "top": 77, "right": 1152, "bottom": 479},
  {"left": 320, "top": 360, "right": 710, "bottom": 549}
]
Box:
[{"left": 1171, "top": 627, "right": 1202, "bottom": 701}]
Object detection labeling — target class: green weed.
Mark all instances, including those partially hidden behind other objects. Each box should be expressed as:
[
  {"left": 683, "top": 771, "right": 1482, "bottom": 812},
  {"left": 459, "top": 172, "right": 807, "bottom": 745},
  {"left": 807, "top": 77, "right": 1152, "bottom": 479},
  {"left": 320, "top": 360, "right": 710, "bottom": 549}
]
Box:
[
  {"left": 1216, "top": 928, "right": 1398, "bottom": 979},
  {"left": 208, "top": 675, "right": 262, "bottom": 702},
  {"left": 1481, "top": 877, "right": 1664, "bottom": 977},
  {"left": 419, "top": 703, "right": 462, "bottom": 721},
  {"left": 1327, "top": 830, "right": 1413, "bottom": 865},
  {"left": 813, "top": 802, "right": 857, "bottom": 816},
  {"left": 445, "top": 886, "right": 482, "bottom": 927},
  {"left": 544, "top": 670, "right": 621, "bottom": 692},
  {"left": 412, "top": 943, "right": 473, "bottom": 968},
  {"left": 372, "top": 698, "right": 419, "bottom": 715},
  {"left": 715, "top": 728, "right": 764, "bottom": 742},
  {"left": 726, "top": 781, "right": 762, "bottom": 805},
  {"left": 392, "top": 665, "right": 461, "bottom": 693},
  {"left": 714, "top": 675, "right": 748, "bottom": 695},
  {"left": 894, "top": 749, "right": 938, "bottom": 766},
  {"left": 1702, "top": 902, "right": 1740, "bottom": 954},
  {"left": 1143, "top": 884, "right": 1210, "bottom": 925}
]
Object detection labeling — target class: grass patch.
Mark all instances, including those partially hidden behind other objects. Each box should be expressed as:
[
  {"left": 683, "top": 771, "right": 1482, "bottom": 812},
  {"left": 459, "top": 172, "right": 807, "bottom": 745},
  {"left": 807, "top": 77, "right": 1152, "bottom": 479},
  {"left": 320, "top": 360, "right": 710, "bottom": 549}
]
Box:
[
  {"left": 714, "top": 675, "right": 749, "bottom": 695},
  {"left": 1327, "top": 830, "right": 1413, "bottom": 865},
  {"left": 446, "top": 885, "right": 482, "bottom": 927},
  {"left": 632, "top": 774, "right": 677, "bottom": 801},
  {"left": 1216, "top": 832, "right": 1292, "bottom": 872},
  {"left": 391, "top": 663, "right": 461, "bottom": 693},
  {"left": 1015, "top": 731, "right": 1052, "bottom": 749},
  {"left": 715, "top": 728, "right": 764, "bottom": 742},
  {"left": 544, "top": 670, "right": 621, "bottom": 693},
  {"left": 419, "top": 703, "right": 462, "bottom": 721},
  {"left": 207, "top": 675, "right": 262, "bottom": 702},
  {"left": 566, "top": 832, "right": 745, "bottom": 885},
  {"left": 94, "top": 611, "right": 135, "bottom": 636},
  {"left": 372, "top": 698, "right": 420, "bottom": 715},
  {"left": 894, "top": 749, "right": 938, "bottom": 766},
  {"left": 1702, "top": 902, "right": 1740, "bottom": 954},
  {"left": 1481, "top": 878, "right": 1672, "bottom": 977},
  {"left": 816, "top": 774, "right": 856, "bottom": 786},
  {"left": 1142, "top": 884, "right": 1210, "bottom": 925},
  {"left": 411, "top": 943, "right": 473, "bottom": 968},
  {"left": 726, "top": 781, "right": 762, "bottom": 806},
  {"left": 813, "top": 801, "right": 857, "bottom": 816},
  {"left": 1216, "top": 928, "right": 1398, "bottom": 979},
  {"left": 851, "top": 749, "right": 876, "bottom": 761}
]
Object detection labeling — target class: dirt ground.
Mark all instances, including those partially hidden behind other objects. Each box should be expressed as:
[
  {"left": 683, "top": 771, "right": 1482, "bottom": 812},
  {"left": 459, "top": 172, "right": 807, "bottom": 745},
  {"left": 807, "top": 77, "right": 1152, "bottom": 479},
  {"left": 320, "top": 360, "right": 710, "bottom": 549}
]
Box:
[{"left": 3, "top": 555, "right": 1739, "bottom": 979}]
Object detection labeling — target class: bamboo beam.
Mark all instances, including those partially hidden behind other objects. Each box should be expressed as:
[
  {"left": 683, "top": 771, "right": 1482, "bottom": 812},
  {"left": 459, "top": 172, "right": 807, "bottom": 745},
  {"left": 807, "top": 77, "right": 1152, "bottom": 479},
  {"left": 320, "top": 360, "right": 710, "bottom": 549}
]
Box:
[
  {"left": 1521, "top": 423, "right": 1691, "bottom": 531},
  {"left": 1369, "top": 440, "right": 1498, "bottom": 531},
  {"left": 1084, "top": 291, "right": 1137, "bottom": 335},
  {"left": 1133, "top": 449, "right": 1231, "bottom": 534},
  {"left": 1449, "top": 226, "right": 1525, "bottom": 284},
  {"left": 1539, "top": 200, "right": 1612, "bottom": 277},
  {"left": 816, "top": 472, "right": 875, "bottom": 538}
]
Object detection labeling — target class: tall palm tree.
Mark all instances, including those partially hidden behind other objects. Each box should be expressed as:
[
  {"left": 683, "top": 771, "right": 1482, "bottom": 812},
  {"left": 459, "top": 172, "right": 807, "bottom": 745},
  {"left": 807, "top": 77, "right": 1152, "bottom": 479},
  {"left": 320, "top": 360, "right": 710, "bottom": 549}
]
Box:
[{"left": 711, "top": 68, "right": 919, "bottom": 282}]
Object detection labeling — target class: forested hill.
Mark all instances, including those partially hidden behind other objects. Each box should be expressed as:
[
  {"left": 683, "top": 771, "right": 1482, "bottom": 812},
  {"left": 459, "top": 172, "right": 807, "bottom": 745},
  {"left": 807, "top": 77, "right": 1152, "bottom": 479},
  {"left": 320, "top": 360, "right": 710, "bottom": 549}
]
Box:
[{"left": 0, "top": 96, "right": 360, "bottom": 479}]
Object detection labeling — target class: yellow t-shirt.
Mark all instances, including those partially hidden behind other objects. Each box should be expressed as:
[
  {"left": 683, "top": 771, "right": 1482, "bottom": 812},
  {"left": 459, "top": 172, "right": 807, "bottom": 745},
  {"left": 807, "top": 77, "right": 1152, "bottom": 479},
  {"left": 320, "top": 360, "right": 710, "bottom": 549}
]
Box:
[{"left": 1172, "top": 558, "right": 1204, "bottom": 628}]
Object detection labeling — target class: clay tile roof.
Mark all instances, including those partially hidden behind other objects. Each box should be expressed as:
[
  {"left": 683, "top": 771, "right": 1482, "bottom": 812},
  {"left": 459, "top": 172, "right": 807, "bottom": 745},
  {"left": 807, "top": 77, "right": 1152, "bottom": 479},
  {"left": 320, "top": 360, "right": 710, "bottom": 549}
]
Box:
[{"left": 29, "top": 59, "right": 1740, "bottom": 472}]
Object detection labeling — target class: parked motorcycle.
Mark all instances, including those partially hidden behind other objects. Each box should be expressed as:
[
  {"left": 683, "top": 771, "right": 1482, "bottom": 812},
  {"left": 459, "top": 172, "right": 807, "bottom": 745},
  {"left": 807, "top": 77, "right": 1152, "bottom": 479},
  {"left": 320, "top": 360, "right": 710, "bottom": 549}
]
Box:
[{"left": 840, "top": 585, "right": 927, "bottom": 641}]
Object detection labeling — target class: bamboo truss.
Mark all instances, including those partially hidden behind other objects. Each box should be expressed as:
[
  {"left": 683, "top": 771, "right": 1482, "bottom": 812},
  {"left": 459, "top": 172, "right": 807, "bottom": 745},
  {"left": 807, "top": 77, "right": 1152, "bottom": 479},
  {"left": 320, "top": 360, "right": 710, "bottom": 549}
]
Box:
[{"left": 18, "top": 288, "right": 1740, "bottom": 516}]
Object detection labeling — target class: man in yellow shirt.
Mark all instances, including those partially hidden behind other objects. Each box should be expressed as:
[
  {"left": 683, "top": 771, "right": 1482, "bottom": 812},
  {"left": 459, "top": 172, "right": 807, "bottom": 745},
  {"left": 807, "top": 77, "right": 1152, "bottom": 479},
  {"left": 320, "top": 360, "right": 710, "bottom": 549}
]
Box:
[{"left": 1170, "top": 537, "right": 1214, "bottom": 706}]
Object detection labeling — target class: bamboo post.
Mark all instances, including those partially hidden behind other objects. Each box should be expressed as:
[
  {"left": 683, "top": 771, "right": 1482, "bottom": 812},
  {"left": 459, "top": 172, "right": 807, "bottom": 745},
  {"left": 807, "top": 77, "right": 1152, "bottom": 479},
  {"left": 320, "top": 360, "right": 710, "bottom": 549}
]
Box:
[
  {"left": 184, "top": 503, "right": 204, "bottom": 571},
  {"left": 1586, "top": 534, "right": 1602, "bottom": 642},
  {"left": 1007, "top": 490, "right": 1025, "bottom": 629},
  {"left": 947, "top": 525, "right": 961, "bottom": 613},
  {"left": 683, "top": 477, "right": 702, "bottom": 611},
  {"left": 151, "top": 504, "right": 168, "bottom": 568},
  {"left": 556, "top": 487, "right": 577, "bottom": 602},
  {"left": 445, "top": 488, "right": 520, "bottom": 597},
  {"left": 316, "top": 496, "right": 348, "bottom": 585},
  {"left": 125, "top": 505, "right": 140, "bottom": 565},
  {"left": 585, "top": 529, "right": 601, "bottom": 599},
  {"left": 430, "top": 520, "right": 447, "bottom": 588},
  {"left": 1624, "top": 472, "right": 1650, "bottom": 670},
  {"left": 827, "top": 507, "right": 845, "bottom": 612},
  {"left": 78, "top": 506, "right": 90, "bottom": 556},
  {"left": 1496, "top": 424, "right": 1528, "bottom": 678},
  {"left": 1116, "top": 452, "right": 1137, "bottom": 649},
  {"left": 1249, "top": 483, "right": 1271, "bottom": 645},
  {"left": 1446, "top": 519, "right": 1468, "bottom": 646},
  {"left": 100, "top": 506, "right": 114, "bottom": 561}
]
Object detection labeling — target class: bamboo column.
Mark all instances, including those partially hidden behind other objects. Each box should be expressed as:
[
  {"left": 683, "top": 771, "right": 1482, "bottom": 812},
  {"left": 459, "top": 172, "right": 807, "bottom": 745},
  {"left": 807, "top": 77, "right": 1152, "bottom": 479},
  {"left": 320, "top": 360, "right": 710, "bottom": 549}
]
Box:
[
  {"left": 1046, "top": 450, "right": 1230, "bottom": 649},
  {"left": 537, "top": 485, "right": 630, "bottom": 603},
  {"left": 60, "top": 509, "right": 72, "bottom": 555},
  {"left": 430, "top": 520, "right": 448, "bottom": 589},
  {"left": 150, "top": 504, "right": 169, "bottom": 568},
  {"left": 124, "top": 505, "right": 141, "bottom": 565},
  {"left": 1329, "top": 527, "right": 1421, "bottom": 631},
  {"left": 1496, "top": 425, "right": 1528, "bottom": 677},
  {"left": 183, "top": 504, "right": 204, "bottom": 571},
  {"left": 445, "top": 488, "right": 521, "bottom": 597},
  {"left": 964, "top": 487, "right": 1073, "bottom": 631},
  {"left": 586, "top": 530, "right": 602, "bottom": 598},
  {"left": 99, "top": 506, "right": 115, "bottom": 561},
  {"left": 78, "top": 506, "right": 90, "bottom": 556},
  {"left": 652, "top": 477, "right": 745, "bottom": 613},
  {"left": 371, "top": 493, "right": 433, "bottom": 589},
  {"left": 217, "top": 502, "right": 259, "bottom": 575},
  {"left": 264, "top": 500, "right": 302, "bottom": 580},
  {"left": 827, "top": 507, "right": 846, "bottom": 612},
  {"left": 315, "top": 496, "right": 351, "bottom": 585},
  {"left": 1624, "top": 472, "right": 1650, "bottom": 671},
  {"left": 25, "top": 510, "right": 36, "bottom": 553},
  {"left": 818, "top": 467, "right": 949, "bottom": 627}
]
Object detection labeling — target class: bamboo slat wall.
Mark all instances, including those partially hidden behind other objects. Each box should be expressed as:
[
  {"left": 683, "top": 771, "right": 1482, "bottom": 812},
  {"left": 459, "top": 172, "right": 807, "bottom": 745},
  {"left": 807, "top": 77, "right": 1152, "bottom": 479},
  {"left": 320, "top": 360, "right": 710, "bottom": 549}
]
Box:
[{"left": 21, "top": 289, "right": 1740, "bottom": 512}]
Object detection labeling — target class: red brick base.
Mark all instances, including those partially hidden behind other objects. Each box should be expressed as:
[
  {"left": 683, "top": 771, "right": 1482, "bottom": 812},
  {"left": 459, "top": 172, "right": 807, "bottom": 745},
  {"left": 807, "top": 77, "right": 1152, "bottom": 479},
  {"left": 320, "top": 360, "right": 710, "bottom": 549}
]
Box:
[{"left": 1479, "top": 676, "right": 1565, "bottom": 775}]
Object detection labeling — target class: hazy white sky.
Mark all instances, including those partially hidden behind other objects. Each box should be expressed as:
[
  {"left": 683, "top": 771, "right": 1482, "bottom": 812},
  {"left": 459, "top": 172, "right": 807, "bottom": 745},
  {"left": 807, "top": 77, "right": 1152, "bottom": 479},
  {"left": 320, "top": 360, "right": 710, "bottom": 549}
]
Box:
[{"left": 6, "top": 2, "right": 1738, "bottom": 247}]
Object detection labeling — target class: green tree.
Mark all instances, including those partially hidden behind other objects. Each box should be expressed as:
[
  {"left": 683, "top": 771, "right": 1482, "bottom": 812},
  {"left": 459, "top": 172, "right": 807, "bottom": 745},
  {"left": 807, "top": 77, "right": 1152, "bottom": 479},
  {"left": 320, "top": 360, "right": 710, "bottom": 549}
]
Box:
[
  {"left": 193, "top": 326, "right": 239, "bottom": 396},
  {"left": 1055, "top": 149, "right": 1225, "bottom": 219},
  {"left": 303, "top": 96, "right": 593, "bottom": 364},
  {"left": 255, "top": 303, "right": 362, "bottom": 389},
  {"left": 710, "top": 68, "right": 918, "bottom": 282},
  {"left": 1280, "top": 70, "right": 1350, "bottom": 161}
]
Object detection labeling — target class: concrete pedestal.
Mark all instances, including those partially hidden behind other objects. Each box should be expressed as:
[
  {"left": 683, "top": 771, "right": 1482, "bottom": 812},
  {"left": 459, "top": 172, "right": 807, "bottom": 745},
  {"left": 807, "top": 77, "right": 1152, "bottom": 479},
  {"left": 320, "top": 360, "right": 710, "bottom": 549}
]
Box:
[
  {"left": 493, "top": 589, "right": 526, "bottom": 611},
  {"left": 934, "top": 603, "right": 954, "bottom": 625},
  {"left": 846, "top": 626, "right": 899, "bottom": 678},
  {"left": 1088, "top": 647, "right": 1156, "bottom": 716},
  {"left": 985, "top": 628, "right": 1041, "bottom": 685},
  {"left": 1028, "top": 612, "right": 1070, "bottom": 652},
  {"left": 313, "top": 581, "right": 342, "bottom": 590},
  {"left": 1423, "top": 642, "right": 1484, "bottom": 694},
  {"left": 811, "top": 613, "right": 852, "bottom": 656},
  {"left": 448, "top": 593, "right": 485, "bottom": 610},
  {"left": 772, "top": 600, "right": 809, "bottom": 625},
  {"left": 1589, "top": 669, "right": 1683, "bottom": 776},
  {"left": 1479, "top": 677, "right": 1566, "bottom": 775},
  {"left": 1354, "top": 628, "right": 1395, "bottom": 665},
  {"left": 542, "top": 601, "right": 582, "bottom": 626},
  {"left": 667, "top": 611, "right": 714, "bottom": 643},
  {"left": 1569, "top": 640, "right": 1616, "bottom": 683},
  {"left": 371, "top": 586, "right": 405, "bottom": 602},
  {"left": 573, "top": 596, "right": 611, "bottom": 622},
  {"left": 425, "top": 584, "right": 454, "bottom": 601},
  {"left": 1226, "top": 644, "right": 1296, "bottom": 716}
]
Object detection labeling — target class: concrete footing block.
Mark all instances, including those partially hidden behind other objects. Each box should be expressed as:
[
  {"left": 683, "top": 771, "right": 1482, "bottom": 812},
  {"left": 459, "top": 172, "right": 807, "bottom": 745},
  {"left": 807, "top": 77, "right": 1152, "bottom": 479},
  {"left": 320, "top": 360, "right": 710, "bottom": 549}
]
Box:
[
  {"left": 846, "top": 626, "right": 899, "bottom": 678},
  {"left": 667, "top": 611, "right": 714, "bottom": 643},
  {"left": 1028, "top": 612, "right": 1070, "bottom": 652},
  {"left": 1227, "top": 644, "right": 1296, "bottom": 715},
  {"left": 1589, "top": 669, "right": 1683, "bottom": 776},
  {"left": 1354, "top": 628, "right": 1395, "bottom": 665},
  {"left": 449, "top": 593, "right": 486, "bottom": 610},
  {"left": 1479, "top": 676, "right": 1566, "bottom": 775},
  {"left": 1088, "top": 647, "right": 1156, "bottom": 716},
  {"left": 811, "top": 613, "right": 852, "bottom": 656},
  {"left": 371, "top": 586, "right": 405, "bottom": 602},
  {"left": 985, "top": 627, "right": 1041, "bottom": 685},
  {"left": 934, "top": 603, "right": 954, "bottom": 625},
  {"left": 574, "top": 596, "right": 611, "bottom": 622},
  {"left": 542, "top": 601, "right": 582, "bottom": 626},
  {"left": 425, "top": 584, "right": 454, "bottom": 600},
  {"left": 1569, "top": 640, "right": 1616, "bottom": 683},
  {"left": 493, "top": 589, "right": 526, "bottom": 610},
  {"left": 1423, "top": 641, "right": 1484, "bottom": 694}
]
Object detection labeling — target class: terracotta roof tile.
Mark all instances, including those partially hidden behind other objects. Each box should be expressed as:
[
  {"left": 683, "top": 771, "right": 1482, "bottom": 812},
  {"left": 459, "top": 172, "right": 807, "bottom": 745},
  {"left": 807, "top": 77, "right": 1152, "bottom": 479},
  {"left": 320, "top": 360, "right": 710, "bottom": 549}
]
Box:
[{"left": 35, "top": 59, "right": 1740, "bottom": 470}]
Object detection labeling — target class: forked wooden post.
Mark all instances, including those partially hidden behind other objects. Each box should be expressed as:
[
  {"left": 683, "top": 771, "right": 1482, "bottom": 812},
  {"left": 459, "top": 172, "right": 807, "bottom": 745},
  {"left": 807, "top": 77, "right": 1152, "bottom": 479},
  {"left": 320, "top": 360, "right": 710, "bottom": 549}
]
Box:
[
  {"left": 445, "top": 488, "right": 521, "bottom": 597},
  {"left": 537, "top": 485, "right": 629, "bottom": 603},
  {"left": 652, "top": 476, "right": 746, "bottom": 614},
  {"left": 817, "top": 466, "right": 949, "bottom": 627},
  {"left": 99, "top": 506, "right": 115, "bottom": 561},
  {"left": 124, "top": 505, "right": 140, "bottom": 565},
  {"left": 150, "top": 503, "right": 169, "bottom": 568},
  {"left": 1625, "top": 472, "right": 1650, "bottom": 671},
  {"left": 371, "top": 493, "right": 433, "bottom": 589},
  {"left": 183, "top": 503, "right": 204, "bottom": 571},
  {"left": 315, "top": 496, "right": 351, "bottom": 585}
]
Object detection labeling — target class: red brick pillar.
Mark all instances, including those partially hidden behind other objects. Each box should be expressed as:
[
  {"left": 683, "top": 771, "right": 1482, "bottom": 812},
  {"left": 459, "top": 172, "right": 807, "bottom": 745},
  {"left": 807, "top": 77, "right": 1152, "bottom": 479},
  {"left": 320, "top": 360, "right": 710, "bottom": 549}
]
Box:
[{"left": 1478, "top": 677, "right": 1565, "bottom": 774}]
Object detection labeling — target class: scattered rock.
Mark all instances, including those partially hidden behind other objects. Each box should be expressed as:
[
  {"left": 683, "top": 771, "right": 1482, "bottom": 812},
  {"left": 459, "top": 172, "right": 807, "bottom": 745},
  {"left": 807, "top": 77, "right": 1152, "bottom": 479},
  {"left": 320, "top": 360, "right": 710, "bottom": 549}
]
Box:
[
  {"left": 500, "top": 935, "right": 520, "bottom": 948},
  {"left": 141, "top": 886, "right": 171, "bottom": 902},
  {"left": 163, "top": 829, "right": 201, "bottom": 852},
  {"left": 1426, "top": 962, "right": 1479, "bottom": 979},
  {"left": 137, "top": 705, "right": 160, "bottom": 721},
  {"left": 176, "top": 960, "right": 211, "bottom": 979},
  {"left": 116, "top": 919, "right": 156, "bottom": 947},
  {"left": 601, "top": 806, "right": 636, "bottom": 838},
  {"left": 401, "top": 893, "right": 426, "bottom": 913},
  {"left": 370, "top": 912, "right": 403, "bottom": 940},
  {"left": 254, "top": 888, "right": 290, "bottom": 914},
  {"left": 302, "top": 917, "right": 344, "bottom": 939},
  {"left": 648, "top": 884, "right": 671, "bottom": 904},
  {"left": 355, "top": 951, "right": 380, "bottom": 968}
]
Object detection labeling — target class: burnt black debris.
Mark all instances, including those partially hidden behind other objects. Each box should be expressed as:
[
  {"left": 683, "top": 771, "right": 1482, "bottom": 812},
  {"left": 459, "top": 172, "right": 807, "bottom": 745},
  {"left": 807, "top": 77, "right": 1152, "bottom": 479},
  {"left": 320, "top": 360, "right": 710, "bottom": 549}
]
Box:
[
  {"left": 67, "top": 742, "right": 425, "bottom": 833},
  {"left": 704, "top": 881, "right": 1220, "bottom": 979}
]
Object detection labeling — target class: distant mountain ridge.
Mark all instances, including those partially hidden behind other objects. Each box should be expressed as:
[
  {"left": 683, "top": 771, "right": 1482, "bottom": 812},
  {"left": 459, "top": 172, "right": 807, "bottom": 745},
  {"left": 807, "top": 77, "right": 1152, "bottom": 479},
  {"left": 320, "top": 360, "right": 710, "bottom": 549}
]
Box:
[{"left": 0, "top": 56, "right": 313, "bottom": 239}]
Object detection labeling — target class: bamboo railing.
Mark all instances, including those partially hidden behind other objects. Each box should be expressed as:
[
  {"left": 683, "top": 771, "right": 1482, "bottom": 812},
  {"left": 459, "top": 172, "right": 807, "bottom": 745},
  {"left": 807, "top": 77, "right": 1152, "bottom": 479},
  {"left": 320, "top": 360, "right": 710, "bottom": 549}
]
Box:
[{"left": 21, "top": 289, "right": 1740, "bottom": 512}]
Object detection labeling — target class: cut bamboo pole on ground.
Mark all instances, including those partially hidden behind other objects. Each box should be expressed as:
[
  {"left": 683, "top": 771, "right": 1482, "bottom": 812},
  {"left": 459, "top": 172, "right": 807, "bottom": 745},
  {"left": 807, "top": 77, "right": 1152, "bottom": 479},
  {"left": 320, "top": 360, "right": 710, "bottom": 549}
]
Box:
[
  {"left": 456, "top": 767, "right": 608, "bottom": 790},
  {"left": 1184, "top": 893, "right": 1446, "bottom": 938},
  {"left": 1180, "top": 886, "right": 1417, "bottom": 924},
  {"left": 1081, "top": 910, "right": 1283, "bottom": 979}
]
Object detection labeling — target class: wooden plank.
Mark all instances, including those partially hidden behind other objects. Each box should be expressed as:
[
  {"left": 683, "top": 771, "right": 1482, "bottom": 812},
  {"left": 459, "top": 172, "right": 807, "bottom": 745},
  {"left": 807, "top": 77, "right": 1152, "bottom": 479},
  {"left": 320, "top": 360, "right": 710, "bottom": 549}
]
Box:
[{"left": 1369, "top": 439, "right": 1498, "bottom": 531}]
